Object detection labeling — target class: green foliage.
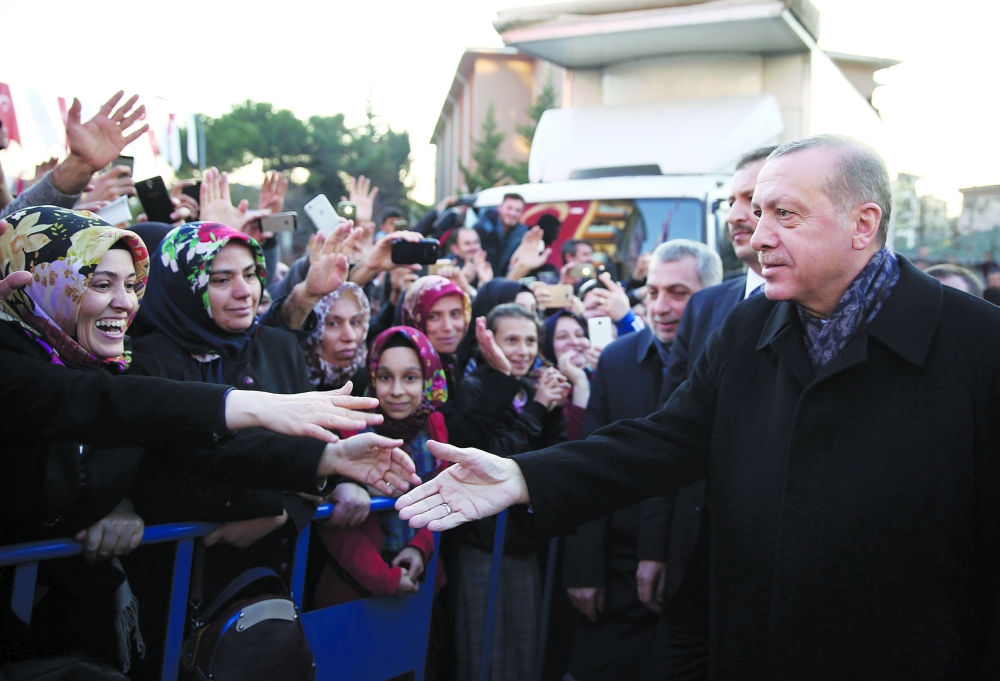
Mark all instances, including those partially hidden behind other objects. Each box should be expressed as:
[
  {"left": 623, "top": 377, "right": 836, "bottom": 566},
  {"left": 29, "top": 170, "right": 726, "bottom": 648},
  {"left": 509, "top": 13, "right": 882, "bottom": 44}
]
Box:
[
  {"left": 192, "top": 99, "right": 413, "bottom": 222},
  {"left": 460, "top": 102, "right": 512, "bottom": 192},
  {"left": 507, "top": 73, "right": 557, "bottom": 185}
]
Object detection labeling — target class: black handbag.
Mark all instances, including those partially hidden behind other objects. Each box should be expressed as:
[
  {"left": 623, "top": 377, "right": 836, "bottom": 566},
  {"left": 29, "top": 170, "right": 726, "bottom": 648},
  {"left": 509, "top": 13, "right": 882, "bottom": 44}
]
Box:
[{"left": 181, "top": 542, "right": 315, "bottom": 681}]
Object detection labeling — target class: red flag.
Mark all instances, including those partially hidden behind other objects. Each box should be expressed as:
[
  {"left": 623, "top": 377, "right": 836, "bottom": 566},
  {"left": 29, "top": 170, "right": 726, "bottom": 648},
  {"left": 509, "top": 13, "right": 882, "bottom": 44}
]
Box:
[{"left": 0, "top": 83, "right": 21, "bottom": 145}]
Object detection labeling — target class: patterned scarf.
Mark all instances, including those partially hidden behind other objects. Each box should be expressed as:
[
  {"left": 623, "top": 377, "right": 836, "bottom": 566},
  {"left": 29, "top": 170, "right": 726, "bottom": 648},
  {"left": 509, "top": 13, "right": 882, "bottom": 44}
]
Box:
[
  {"left": 366, "top": 326, "right": 449, "bottom": 552},
  {"left": 0, "top": 206, "right": 149, "bottom": 371},
  {"left": 797, "top": 247, "right": 901, "bottom": 368},
  {"left": 141, "top": 223, "right": 266, "bottom": 369},
  {"left": 402, "top": 274, "right": 471, "bottom": 374},
  {"left": 303, "top": 282, "right": 371, "bottom": 390}
]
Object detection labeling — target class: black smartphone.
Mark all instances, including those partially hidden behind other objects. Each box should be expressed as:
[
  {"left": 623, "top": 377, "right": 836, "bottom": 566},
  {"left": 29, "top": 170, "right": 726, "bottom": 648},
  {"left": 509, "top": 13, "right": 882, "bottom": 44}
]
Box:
[
  {"left": 181, "top": 181, "right": 201, "bottom": 203},
  {"left": 392, "top": 238, "right": 440, "bottom": 265},
  {"left": 111, "top": 155, "right": 133, "bottom": 175},
  {"left": 134, "top": 176, "right": 175, "bottom": 223}
]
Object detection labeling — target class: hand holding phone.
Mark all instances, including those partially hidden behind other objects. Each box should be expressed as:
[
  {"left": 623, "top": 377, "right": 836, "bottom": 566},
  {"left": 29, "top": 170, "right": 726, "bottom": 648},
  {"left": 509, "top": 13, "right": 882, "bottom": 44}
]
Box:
[
  {"left": 134, "top": 176, "right": 176, "bottom": 223},
  {"left": 391, "top": 238, "right": 441, "bottom": 265},
  {"left": 305, "top": 195, "right": 341, "bottom": 236},
  {"left": 535, "top": 284, "right": 573, "bottom": 309}
]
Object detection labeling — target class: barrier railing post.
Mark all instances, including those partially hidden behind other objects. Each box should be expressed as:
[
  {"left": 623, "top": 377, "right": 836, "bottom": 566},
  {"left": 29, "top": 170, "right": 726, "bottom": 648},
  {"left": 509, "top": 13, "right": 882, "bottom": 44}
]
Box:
[
  {"left": 478, "top": 509, "right": 508, "bottom": 681},
  {"left": 161, "top": 538, "right": 195, "bottom": 681}
]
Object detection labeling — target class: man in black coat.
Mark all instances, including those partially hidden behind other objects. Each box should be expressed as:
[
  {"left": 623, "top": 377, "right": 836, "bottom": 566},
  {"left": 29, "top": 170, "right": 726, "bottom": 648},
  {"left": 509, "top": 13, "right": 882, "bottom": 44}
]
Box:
[
  {"left": 398, "top": 134, "right": 1000, "bottom": 680},
  {"left": 642, "top": 146, "right": 773, "bottom": 680},
  {"left": 563, "top": 240, "right": 722, "bottom": 681}
]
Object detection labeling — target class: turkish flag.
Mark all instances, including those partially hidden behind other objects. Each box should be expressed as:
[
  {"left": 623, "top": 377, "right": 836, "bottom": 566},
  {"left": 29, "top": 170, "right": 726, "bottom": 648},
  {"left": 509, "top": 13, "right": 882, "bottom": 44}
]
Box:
[{"left": 0, "top": 83, "right": 21, "bottom": 145}]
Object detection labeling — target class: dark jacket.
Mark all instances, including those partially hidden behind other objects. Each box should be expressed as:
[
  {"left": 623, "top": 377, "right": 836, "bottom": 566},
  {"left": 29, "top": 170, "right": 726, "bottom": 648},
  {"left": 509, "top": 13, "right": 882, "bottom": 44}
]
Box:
[
  {"left": 516, "top": 258, "right": 1000, "bottom": 680},
  {"left": 447, "top": 364, "right": 566, "bottom": 554},
  {"left": 650, "top": 275, "right": 746, "bottom": 606},
  {"left": 473, "top": 208, "right": 528, "bottom": 276},
  {"left": 130, "top": 326, "right": 328, "bottom": 524},
  {"left": 563, "top": 327, "right": 672, "bottom": 595},
  {"left": 0, "top": 321, "right": 228, "bottom": 544}
]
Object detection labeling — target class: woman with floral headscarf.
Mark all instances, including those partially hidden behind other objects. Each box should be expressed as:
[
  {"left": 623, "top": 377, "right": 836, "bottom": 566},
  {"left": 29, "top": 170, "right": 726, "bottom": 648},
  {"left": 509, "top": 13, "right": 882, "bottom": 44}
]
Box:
[
  {"left": 313, "top": 325, "right": 448, "bottom": 607},
  {"left": 0, "top": 206, "right": 151, "bottom": 671},
  {"left": 400, "top": 274, "right": 470, "bottom": 395},
  {"left": 302, "top": 281, "right": 371, "bottom": 394}
]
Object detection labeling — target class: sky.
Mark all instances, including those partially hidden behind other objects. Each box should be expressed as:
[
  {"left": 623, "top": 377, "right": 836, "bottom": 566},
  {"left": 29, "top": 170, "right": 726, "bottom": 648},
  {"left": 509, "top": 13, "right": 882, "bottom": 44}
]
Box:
[{"left": 3, "top": 0, "right": 998, "bottom": 212}]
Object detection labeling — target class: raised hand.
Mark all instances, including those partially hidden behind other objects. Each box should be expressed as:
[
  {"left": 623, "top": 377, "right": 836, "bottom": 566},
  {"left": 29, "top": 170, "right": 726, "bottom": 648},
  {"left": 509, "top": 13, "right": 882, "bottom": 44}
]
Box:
[
  {"left": 394, "top": 440, "right": 530, "bottom": 532},
  {"left": 473, "top": 249, "right": 494, "bottom": 284},
  {"left": 81, "top": 165, "right": 135, "bottom": 205},
  {"left": 258, "top": 170, "right": 289, "bottom": 213},
  {"left": 506, "top": 226, "right": 551, "bottom": 280},
  {"left": 475, "top": 316, "right": 511, "bottom": 375},
  {"left": 224, "top": 381, "right": 385, "bottom": 442},
  {"left": 590, "top": 272, "right": 632, "bottom": 322},
  {"left": 322, "top": 432, "right": 421, "bottom": 496},
  {"left": 74, "top": 499, "right": 144, "bottom": 564},
  {"left": 200, "top": 167, "right": 270, "bottom": 236},
  {"left": 348, "top": 230, "right": 423, "bottom": 287},
  {"left": 344, "top": 175, "right": 379, "bottom": 224},
  {"left": 65, "top": 92, "right": 148, "bottom": 172}
]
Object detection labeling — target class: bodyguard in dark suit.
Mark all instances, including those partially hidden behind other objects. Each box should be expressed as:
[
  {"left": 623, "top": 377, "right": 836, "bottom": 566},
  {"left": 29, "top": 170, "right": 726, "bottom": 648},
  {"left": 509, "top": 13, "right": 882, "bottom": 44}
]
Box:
[
  {"left": 563, "top": 241, "right": 722, "bottom": 681},
  {"left": 642, "top": 148, "right": 774, "bottom": 680},
  {"left": 398, "top": 135, "right": 1000, "bottom": 680}
]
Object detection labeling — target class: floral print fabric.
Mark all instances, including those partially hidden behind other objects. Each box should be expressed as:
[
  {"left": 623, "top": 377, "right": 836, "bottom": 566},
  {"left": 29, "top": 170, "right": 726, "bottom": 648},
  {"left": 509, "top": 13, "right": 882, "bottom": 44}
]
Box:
[
  {"left": 140, "top": 222, "right": 266, "bottom": 362},
  {"left": 401, "top": 275, "right": 471, "bottom": 334},
  {"left": 0, "top": 206, "right": 149, "bottom": 371}
]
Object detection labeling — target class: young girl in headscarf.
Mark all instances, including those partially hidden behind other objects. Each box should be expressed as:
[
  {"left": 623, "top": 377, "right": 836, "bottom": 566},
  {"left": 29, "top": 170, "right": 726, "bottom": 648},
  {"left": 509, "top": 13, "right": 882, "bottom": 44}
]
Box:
[
  {"left": 302, "top": 282, "right": 371, "bottom": 395},
  {"left": 313, "top": 326, "right": 448, "bottom": 607}
]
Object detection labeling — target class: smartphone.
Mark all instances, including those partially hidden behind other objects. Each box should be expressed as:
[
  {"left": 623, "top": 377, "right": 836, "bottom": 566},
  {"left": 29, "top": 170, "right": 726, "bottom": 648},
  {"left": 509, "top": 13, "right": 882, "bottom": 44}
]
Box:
[
  {"left": 304, "top": 195, "right": 340, "bottom": 236},
  {"left": 181, "top": 181, "right": 201, "bottom": 203},
  {"left": 569, "top": 263, "right": 598, "bottom": 280},
  {"left": 588, "top": 315, "right": 615, "bottom": 349},
  {"left": 110, "top": 155, "right": 133, "bottom": 175},
  {"left": 427, "top": 259, "right": 453, "bottom": 276},
  {"left": 134, "top": 176, "right": 175, "bottom": 223},
  {"left": 536, "top": 284, "right": 574, "bottom": 309},
  {"left": 337, "top": 201, "right": 357, "bottom": 222},
  {"left": 260, "top": 212, "right": 297, "bottom": 233},
  {"left": 392, "top": 239, "right": 440, "bottom": 265}
]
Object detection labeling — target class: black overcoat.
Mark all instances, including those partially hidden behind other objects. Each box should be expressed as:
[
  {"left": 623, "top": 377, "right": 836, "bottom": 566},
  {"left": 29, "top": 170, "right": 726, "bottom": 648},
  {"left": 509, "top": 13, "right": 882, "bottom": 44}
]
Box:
[{"left": 516, "top": 258, "right": 1000, "bottom": 680}]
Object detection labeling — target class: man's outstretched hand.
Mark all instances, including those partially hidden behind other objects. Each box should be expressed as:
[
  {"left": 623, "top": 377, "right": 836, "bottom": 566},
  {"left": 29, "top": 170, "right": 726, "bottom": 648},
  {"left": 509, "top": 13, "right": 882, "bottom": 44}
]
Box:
[{"left": 395, "top": 441, "right": 530, "bottom": 531}]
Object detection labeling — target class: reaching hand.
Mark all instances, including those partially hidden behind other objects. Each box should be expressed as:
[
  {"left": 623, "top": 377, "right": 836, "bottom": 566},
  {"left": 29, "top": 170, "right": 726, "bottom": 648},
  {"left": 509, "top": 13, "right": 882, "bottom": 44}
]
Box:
[
  {"left": 394, "top": 440, "right": 530, "bottom": 532},
  {"left": 533, "top": 367, "right": 569, "bottom": 410},
  {"left": 225, "top": 382, "right": 385, "bottom": 442},
  {"left": 200, "top": 167, "right": 271, "bottom": 236},
  {"left": 350, "top": 231, "right": 423, "bottom": 286},
  {"left": 322, "top": 432, "right": 421, "bottom": 496},
  {"left": 475, "top": 317, "right": 511, "bottom": 375},
  {"left": 566, "top": 586, "right": 605, "bottom": 623},
  {"left": 636, "top": 560, "right": 667, "bottom": 613},
  {"left": 305, "top": 230, "right": 352, "bottom": 298},
  {"left": 31, "top": 157, "right": 59, "bottom": 186},
  {"left": 0, "top": 221, "right": 32, "bottom": 299},
  {"left": 507, "top": 226, "right": 551, "bottom": 279},
  {"left": 81, "top": 165, "right": 135, "bottom": 205},
  {"left": 258, "top": 170, "right": 289, "bottom": 213},
  {"left": 74, "top": 499, "right": 144, "bottom": 564},
  {"left": 326, "top": 482, "right": 371, "bottom": 527},
  {"left": 203, "top": 511, "right": 288, "bottom": 548},
  {"left": 392, "top": 546, "right": 426, "bottom": 582},
  {"left": 344, "top": 175, "right": 379, "bottom": 224},
  {"left": 64, "top": 92, "right": 148, "bottom": 172}
]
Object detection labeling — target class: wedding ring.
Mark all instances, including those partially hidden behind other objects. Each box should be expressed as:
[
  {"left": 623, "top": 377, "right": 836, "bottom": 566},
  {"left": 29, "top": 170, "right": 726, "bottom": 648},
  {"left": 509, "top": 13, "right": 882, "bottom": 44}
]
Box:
[{"left": 442, "top": 503, "right": 453, "bottom": 515}]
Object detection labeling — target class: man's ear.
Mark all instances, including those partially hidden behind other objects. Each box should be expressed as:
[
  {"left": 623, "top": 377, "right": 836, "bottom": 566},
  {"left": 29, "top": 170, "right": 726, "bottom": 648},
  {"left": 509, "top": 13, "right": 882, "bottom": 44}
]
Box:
[
  {"left": 450, "top": 243, "right": 461, "bottom": 257},
  {"left": 852, "top": 202, "right": 882, "bottom": 251}
]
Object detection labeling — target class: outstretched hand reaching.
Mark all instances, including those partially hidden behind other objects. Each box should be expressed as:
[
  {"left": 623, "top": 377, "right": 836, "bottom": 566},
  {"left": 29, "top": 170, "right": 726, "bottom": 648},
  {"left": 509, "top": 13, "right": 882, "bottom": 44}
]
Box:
[{"left": 394, "top": 441, "right": 530, "bottom": 532}]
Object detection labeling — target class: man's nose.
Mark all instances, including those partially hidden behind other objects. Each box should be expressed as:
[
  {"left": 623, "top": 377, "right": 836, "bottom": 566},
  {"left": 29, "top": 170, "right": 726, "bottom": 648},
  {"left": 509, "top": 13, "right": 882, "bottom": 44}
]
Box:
[{"left": 751, "top": 216, "right": 776, "bottom": 251}]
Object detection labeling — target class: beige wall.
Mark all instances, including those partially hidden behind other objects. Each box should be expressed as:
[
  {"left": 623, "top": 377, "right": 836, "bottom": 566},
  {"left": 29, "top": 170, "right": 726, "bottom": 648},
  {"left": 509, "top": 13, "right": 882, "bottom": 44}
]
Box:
[{"left": 472, "top": 56, "right": 536, "bottom": 169}]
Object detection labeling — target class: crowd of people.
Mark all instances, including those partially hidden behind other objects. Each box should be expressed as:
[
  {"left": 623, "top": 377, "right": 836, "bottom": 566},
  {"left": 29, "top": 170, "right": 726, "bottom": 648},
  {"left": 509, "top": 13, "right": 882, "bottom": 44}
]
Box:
[{"left": 1, "top": 90, "right": 998, "bottom": 681}]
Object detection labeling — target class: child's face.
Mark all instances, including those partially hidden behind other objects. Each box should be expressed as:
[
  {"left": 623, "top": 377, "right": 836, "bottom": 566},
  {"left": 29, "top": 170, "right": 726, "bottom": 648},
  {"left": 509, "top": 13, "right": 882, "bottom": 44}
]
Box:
[
  {"left": 493, "top": 316, "right": 538, "bottom": 378},
  {"left": 375, "top": 346, "right": 424, "bottom": 420}
]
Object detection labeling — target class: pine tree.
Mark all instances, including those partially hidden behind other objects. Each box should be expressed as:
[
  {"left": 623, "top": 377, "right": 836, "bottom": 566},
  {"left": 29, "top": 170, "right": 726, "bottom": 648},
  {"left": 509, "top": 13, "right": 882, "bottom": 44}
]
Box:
[
  {"left": 506, "top": 73, "right": 557, "bottom": 185},
  {"left": 460, "top": 102, "right": 511, "bottom": 191}
]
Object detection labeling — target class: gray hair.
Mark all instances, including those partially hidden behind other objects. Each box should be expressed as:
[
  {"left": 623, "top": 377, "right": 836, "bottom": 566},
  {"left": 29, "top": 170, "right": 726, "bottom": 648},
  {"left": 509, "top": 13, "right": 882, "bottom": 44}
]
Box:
[
  {"left": 769, "top": 134, "right": 892, "bottom": 246},
  {"left": 651, "top": 239, "right": 723, "bottom": 289}
]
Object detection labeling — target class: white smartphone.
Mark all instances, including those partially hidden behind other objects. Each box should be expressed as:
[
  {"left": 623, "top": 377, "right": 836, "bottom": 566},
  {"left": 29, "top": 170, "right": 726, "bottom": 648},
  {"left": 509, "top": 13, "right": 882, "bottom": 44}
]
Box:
[
  {"left": 587, "top": 315, "right": 615, "bottom": 349},
  {"left": 304, "top": 194, "right": 340, "bottom": 236}
]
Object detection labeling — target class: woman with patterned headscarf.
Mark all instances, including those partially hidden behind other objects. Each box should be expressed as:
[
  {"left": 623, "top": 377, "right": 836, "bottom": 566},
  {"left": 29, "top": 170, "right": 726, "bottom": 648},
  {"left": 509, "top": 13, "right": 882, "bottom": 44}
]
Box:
[
  {"left": 401, "top": 274, "right": 470, "bottom": 394},
  {"left": 0, "top": 206, "right": 151, "bottom": 671},
  {"left": 302, "top": 282, "right": 371, "bottom": 394}
]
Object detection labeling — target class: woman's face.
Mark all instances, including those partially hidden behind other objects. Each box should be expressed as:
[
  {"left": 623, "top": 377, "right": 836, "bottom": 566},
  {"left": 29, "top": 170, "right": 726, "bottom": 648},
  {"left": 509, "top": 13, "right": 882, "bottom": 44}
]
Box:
[
  {"left": 493, "top": 316, "right": 538, "bottom": 378},
  {"left": 321, "top": 293, "right": 366, "bottom": 367},
  {"left": 77, "top": 248, "right": 138, "bottom": 358},
  {"left": 514, "top": 290, "right": 538, "bottom": 315},
  {"left": 374, "top": 345, "right": 424, "bottom": 421},
  {"left": 207, "top": 242, "right": 261, "bottom": 333},
  {"left": 552, "top": 316, "right": 589, "bottom": 361},
  {"left": 425, "top": 294, "right": 467, "bottom": 355}
]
